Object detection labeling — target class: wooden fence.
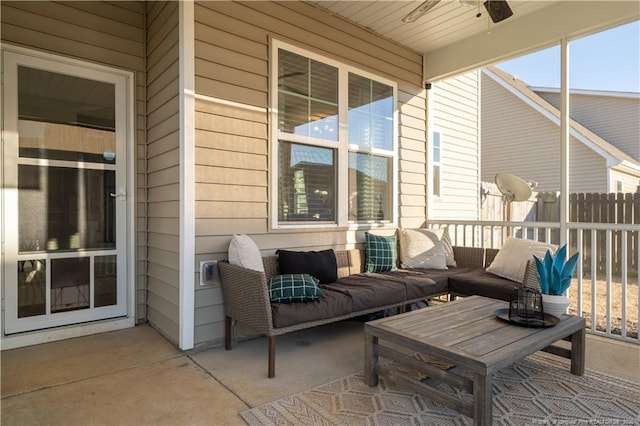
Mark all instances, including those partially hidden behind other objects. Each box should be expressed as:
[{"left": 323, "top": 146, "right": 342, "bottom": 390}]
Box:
[
  {"left": 568, "top": 192, "right": 639, "bottom": 276},
  {"left": 481, "top": 185, "right": 639, "bottom": 275}
]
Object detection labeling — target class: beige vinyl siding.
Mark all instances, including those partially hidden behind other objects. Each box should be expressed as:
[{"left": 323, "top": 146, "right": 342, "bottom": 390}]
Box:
[
  {"left": 567, "top": 139, "right": 608, "bottom": 193},
  {"left": 193, "top": 1, "right": 424, "bottom": 347},
  {"left": 430, "top": 71, "right": 480, "bottom": 221},
  {"left": 610, "top": 168, "right": 640, "bottom": 193},
  {"left": 481, "top": 73, "right": 607, "bottom": 193},
  {"left": 146, "top": 1, "right": 180, "bottom": 344},
  {"left": 1, "top": 1, "right": 148, "bottom": 322},
  {"left": 537, "top": 91, "right": 640, "bottom": 161}
]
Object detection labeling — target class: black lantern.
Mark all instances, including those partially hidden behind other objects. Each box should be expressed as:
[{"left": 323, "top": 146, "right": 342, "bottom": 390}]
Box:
[{"left": 509, "top": 287, "right": 544, "bottom": 326}]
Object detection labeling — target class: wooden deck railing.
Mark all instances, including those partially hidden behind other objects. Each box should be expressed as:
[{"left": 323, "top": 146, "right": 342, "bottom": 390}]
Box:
[{"left": 429, "top": 220, "right": 639, "bottom": 344}]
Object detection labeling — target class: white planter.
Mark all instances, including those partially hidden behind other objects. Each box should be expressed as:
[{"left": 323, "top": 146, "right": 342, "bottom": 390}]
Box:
[{"left": 542, "top": 294, "right": 570, "bottom": 318}]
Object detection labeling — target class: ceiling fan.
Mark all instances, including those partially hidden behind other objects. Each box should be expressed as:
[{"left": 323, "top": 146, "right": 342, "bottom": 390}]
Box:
[{"left": 402, "top": 0, "right": 513, "bottom": 24}]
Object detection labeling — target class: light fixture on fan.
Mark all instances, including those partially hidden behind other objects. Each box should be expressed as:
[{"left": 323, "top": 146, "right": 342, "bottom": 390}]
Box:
[{"left": 459, "top": 0, "right": 483, "bottom": 18}]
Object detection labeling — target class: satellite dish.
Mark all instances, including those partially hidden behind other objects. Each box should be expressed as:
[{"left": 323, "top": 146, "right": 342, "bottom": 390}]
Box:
[
  {"left": 495, "top": 173, "right": 534, "bottom": 230},
  {"left": 495, "top": 173, "right": 532, "bottom": 202}
]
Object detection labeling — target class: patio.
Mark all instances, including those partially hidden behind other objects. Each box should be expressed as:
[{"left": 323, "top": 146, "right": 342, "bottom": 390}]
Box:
[
  {"left": 1, "top": 4, "right": 639, "bottom": 424},
  {"left": 2, "top": 320, "right": 638, "bottom": 425}
]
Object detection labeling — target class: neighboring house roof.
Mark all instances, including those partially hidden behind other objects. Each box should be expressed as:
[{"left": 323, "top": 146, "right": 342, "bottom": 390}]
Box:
[
  {"left": 483, "top": 66, "right": 640, "bottom": 173},
  {"left": 529, "top": 86, "right": 640, "bottom": 101}
]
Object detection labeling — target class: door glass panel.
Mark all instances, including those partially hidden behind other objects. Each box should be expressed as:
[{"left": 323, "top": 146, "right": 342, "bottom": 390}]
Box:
[
  {"left": 51, "top": 257, "right": 90, "bottom": 313},
  {"left": 17, "top": 259, "right": 46, "bottom": 318},
  {"left": 18, "top": 165, "right": 116, "bottom": 252},
  {"left": 95, "top": 255, "right": 117, "bottom": 307},
  {"left": 18, "top": 66, "right": 116, "bottom": 163}
]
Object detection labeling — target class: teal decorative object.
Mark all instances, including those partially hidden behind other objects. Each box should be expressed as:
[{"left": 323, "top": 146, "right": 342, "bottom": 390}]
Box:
[{"left": 533, "top": 244, "right": 579, "bottom": 295}]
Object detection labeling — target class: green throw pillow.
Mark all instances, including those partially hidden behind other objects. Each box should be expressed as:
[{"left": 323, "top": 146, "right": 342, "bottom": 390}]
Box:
[
  {"left": 365, "top": 232, "right": 398, "bottom": 273},
  {"left": 269, "top": 274, "right": 324, "bottom": 303}
]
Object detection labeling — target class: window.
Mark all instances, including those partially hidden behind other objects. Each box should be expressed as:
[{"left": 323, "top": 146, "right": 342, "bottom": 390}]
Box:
[
  {"left": 272, "top": 41, "right": 397, "bottom": 228},
  {"left": 616, "top": 180, "right": 623, "bottom": 193},
  {"left": 432, "top": 131, "right": 442, "bottom": 197}
]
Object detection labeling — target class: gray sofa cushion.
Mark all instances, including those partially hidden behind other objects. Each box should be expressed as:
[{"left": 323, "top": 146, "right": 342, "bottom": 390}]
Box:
[
  {"left": 362, "top": 270, "right": 450, "bottom": 299},
  {"left": 321, "top": 275, "right": 406, "bottom": 311},
  {"left": 271, "top": 288, "right": 352, "bottom": 328},
  {"left": 448, "top": 269, "right": 521, "bottom": 301}
]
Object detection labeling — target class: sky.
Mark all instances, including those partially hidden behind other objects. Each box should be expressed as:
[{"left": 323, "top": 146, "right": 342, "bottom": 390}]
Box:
[{"left": 496, "top": 20, "right": 640, "bottom": 93}]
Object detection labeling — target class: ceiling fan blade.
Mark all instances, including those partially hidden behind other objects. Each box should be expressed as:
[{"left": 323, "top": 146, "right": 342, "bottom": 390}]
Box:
[
  {"left": 484, "top": 0, "right": 513, "bottom": 23},
  {"left": 402, "top": 0, "right": 441, "bottom": 23}
]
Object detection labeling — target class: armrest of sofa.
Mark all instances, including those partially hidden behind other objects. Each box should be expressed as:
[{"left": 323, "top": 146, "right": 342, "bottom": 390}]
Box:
[
  {"left": 218, "top": 261, "right": 274, "bottom": 336},
  {"left": 452, "top": 246, "right": 486, "bottom": 269}
]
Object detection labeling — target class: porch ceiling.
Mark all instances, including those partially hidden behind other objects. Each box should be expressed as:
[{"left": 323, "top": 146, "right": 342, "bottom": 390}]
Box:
[
  {"left": 308, "top": 1, "right": 640, "bottom": 82},
  {"left": 310, "top": 1, "right": 555, "bottom": 54}
]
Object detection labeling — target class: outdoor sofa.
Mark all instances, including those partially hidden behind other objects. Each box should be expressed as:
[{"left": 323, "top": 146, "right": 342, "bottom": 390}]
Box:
[{"left": 218, "top": 236, "right": 548, "bottom": 378}]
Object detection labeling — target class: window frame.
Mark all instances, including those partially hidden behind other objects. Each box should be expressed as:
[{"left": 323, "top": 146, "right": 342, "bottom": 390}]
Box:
[{"left": 270, "top": 39, "right": 398, "bottom": 230}]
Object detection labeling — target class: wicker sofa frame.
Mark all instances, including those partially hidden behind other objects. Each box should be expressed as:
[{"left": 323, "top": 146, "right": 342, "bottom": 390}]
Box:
[{"left": 218, "top": 246, "right": 502, "bottom": 378}]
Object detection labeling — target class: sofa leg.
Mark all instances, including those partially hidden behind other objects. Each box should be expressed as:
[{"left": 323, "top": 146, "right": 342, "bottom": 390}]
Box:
[
  {"left": 268, "top": 336, "right": 276, "bottom": 378},
  {"left": 225, "top": 316, "right": 233, "bottom": 350},
  {"left": 399, "top": 304, "right": 406, "bottom": 314}
]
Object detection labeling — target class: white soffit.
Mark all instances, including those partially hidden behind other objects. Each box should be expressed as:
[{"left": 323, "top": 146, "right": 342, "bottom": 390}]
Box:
[
  {"left": 423, "top": 1, "right": 640, "bottom": 83},
  {"left": 312, "top": 0, "right": 553, "bottom": 54}
]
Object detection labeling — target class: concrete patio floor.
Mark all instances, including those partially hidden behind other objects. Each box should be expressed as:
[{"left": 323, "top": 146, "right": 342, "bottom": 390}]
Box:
[{"left": 2, "top": 319, "right": 639, "bottom": 426}]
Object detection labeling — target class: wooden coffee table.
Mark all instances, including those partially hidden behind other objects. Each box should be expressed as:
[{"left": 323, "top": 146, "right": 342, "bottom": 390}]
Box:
[{"left": 364, "top": 295, "right": 586, "bottom": 426}]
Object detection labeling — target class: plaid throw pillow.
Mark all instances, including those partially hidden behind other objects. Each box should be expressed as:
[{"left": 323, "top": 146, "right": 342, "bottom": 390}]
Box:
[
  {"left": 365, "top": 232, "right": 398, "bottom": 273},
  {"left": 268, "top": 274, "right": 324, "bottom": 303}
]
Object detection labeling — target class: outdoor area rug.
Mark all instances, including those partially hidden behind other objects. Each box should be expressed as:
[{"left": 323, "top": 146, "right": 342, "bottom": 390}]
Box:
[{"left": 240, "top": 353, "right": 640, "bottom": 425}]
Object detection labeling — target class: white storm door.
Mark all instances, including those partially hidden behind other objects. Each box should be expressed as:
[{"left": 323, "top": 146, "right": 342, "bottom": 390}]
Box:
[{"left": 3, "top": 50, "right": 130, "bottom": 334}]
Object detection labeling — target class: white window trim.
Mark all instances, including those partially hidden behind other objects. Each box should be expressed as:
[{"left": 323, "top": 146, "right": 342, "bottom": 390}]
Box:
[{"left": 269, "top": 39, "right": 398, "bottom": 230}]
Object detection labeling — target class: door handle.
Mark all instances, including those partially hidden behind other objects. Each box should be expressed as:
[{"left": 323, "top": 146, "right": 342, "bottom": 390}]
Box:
[{"left": 109, "top": 188, "right": 126, "bottom": 198}]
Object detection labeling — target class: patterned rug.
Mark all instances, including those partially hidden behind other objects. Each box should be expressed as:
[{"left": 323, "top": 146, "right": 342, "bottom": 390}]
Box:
[{"left": 241, "top": 353, "right": 640, "bottom": 425}]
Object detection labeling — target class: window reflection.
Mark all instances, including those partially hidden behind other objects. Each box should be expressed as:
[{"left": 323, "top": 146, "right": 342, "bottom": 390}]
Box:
[
  {"left": 279, "top": 142, "right": 336, "bottom": 222},
  {"left": 18, "top": 66, "right": 116, "bottom": 163},
  {"left": 18, "top": 165, "right": 116, "bottom": 252},
  {"left": 95, "top": 255, "right": 117, "bottom": 307},
  {"left": 348, "top": 74, "right": 393, "bottom": 150},
  {"left": 51, "top": 257, "right": 90, "bottom": 313},
  {"left": 349, "top": 153, "right": 392, "bottom": 221},
  {"left": 278, "top": 50, "right": 339, "bottom": 141},
  {"left": 17, "top": 259, "right": 46, "bottom": 318}
]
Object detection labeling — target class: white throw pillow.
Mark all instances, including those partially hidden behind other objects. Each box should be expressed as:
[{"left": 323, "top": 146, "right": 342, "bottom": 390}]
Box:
[
  {"left": 441, "top": 228, "right": 457, "bottom": 267},
  {"left": 486, "top": 237, "right": 557, "bottom": 283},
  {"left": 399, "top": 228, "right": 448, "bottom": 270},
  {"left": 228, "top": 234, "right": 264, "bottom": 272}
]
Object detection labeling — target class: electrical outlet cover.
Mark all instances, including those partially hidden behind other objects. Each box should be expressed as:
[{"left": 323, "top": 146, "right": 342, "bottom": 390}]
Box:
[{"left": 199, "top": 260, "right": 220, "bottom": 286}]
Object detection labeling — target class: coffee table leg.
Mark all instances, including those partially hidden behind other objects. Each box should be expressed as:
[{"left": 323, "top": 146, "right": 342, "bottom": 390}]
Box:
[
  {"left": 570, "top": 326, "right": 586, "bottom": 376},
  {"left": 473, "top": 373, "right": 492, "bottom": 426},
  {"left": 364, "top": 333, "right": 378, "bottom": 387}
]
